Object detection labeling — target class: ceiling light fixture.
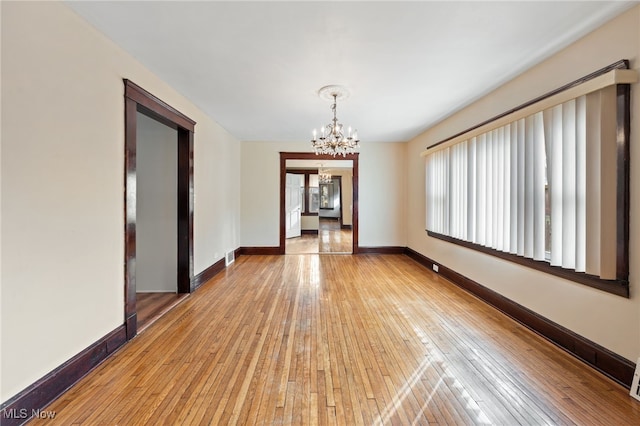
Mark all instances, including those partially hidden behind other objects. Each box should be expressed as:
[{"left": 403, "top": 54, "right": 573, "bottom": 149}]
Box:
[
  {"left": 318, "top": 164, "right": 332, "bottom": 184},
  {"left": 311, "top": 85, "right": 359, "bottom": 157}
]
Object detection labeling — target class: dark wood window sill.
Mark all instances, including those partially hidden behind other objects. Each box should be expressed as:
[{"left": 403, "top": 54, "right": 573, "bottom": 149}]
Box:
[{"left": 427, "top": 231, "right": 629, "bottom": 298}]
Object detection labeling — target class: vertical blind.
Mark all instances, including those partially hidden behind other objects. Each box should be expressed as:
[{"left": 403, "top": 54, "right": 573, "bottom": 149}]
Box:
[{"left": 425, "top": 85, "right": 620, "bottom": 280}]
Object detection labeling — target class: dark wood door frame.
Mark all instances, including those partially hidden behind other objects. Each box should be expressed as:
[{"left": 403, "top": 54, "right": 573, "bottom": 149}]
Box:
[
  {"left": 279, "top": 152, "right": 359, "bottom": 254},
  {"left": 319, "top": 175, "right": 343, "bottom": 225},
  {"left": 335, "top": 175, "right": 343, "bottom": 227},
  {"left": 124, "top": 80, "right": 195, "bottom": 340}
]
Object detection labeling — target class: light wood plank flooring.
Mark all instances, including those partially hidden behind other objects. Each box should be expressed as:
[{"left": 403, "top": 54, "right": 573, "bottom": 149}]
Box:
[
  {"left": 136, "top": 292, "right": 189, "bottom": 333},
  {"left": 35, "top": 255, "right": 639, "bottom": 424},
  {"left": 286, "top": 234, "right": 319, "bottom": 254},
  {"left": 318, "top": 220, "right": 351, "bottom": 253},
  {"left": 287, "top": 219, "right": 352, "bottom": 254}
]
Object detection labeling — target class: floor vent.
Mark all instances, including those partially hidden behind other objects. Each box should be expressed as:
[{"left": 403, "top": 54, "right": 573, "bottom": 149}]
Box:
[
  {"left": 225, "top": 250, "right": 235, "bottom": 267},
  {"left": 631, "top": 357, "right": 640, "bottom": 402}
]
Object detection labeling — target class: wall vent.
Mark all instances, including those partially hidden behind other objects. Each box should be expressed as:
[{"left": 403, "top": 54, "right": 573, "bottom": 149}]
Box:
[
  {"left": 225, "top": 250, "right": 235, "bottom": 267},
  {"left": 630, "top": 357, "right": 640, "bottom": 402}
]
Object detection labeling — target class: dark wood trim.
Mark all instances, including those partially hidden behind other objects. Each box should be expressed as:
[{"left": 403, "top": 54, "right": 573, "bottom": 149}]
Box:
[
  {"left": 341, "top": 224, "right": 352, "bottom": 230},
  {"left": 358, "top": 246, "right": 405, "bottom": 255},
  {"left": 301, "top": 229, "right": 319, "bottom": 235},
  {"left": 193, "top": 257, "right": 226, "bottom": 290},
  {"left": 239, "top": 246, "right": 282, "bottom": 255},
  {"left": 304, "top": 173, "right": 311, "bottom": 215},
  {"left": 125, "top": 314, "right": 136, "bottom": 341},
  {"left": 279, "top": 156, "right": 287, "bottom": 255},
  {"left": 280, "top": 152, "right": 359, "bottom": 255},
  {"left": 286, "top": 168, "right": 319, "bottom": 174},
  {"left": 124, "top": 79, "right": 196, "bottom": 342},
  {"left": 0, "top": 326, "right": 127, "bottom": 425},
  {"left": 352, "top": 156, "right": 359, "bottom": 254},
  {"left": 404, "top": 247, "right": 635, "bottom": 388},
  {"left": 177, "top": 127, "right": 194, "bottom": 293},
  {"left": 336, "top": 176, "right": 343, "bottom": 226},
  {"left": 286, "top": 168, "right": 319, "bottom": 215},
  {"left": 124, "top": 96, "right": 138, "bottom": 339},
  {"left": 124, "top": 80, "right": 195, "bottom": 131},
  {"left": 428, "top": 60, "right": 630, "bottom": 150},
  {"left": 616, "top": 83, "right": 630, "bottom": 280},
  {"left": 280, "top": 152, "right": 360, "bottom": 161},
  {"left": 427, "top": 231, "right": 629, "bottom": 297}
]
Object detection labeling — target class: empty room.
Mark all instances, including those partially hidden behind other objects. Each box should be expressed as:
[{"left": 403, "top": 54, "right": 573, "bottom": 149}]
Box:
[{"left": 2, "top": 1, "right": 640, "bottom": 424}]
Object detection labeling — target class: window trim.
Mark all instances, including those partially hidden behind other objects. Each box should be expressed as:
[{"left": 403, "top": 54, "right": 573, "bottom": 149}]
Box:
[
  {"left": 286, "top": 168, "right": 319, "bottom": 216},
  {"left": 423, "top": 60, "right": 634, "bottom": 154},
  {"left": 424, "top": 60, "right": 633, "bottom": 298},
  {"left": 427, "top": 231, "right": 628, "bottom": 297}
]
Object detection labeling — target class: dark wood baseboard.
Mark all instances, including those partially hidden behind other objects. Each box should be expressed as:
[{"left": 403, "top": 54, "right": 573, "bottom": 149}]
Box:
[
  {"left": 358, "top": 246, "right": 405, "bottom": 255},
  {"left": 341, "top": 224, "right": 352, "bottom": 230},
  {"left": 239, "top": 246, "right": 283, "bottom": 255},
  {"left": 125, "top": 313, "right": 136, "bottom": 340},
  {"left": 404, "top": 247, "right": 635, "bottom": 389},
  {"left": 0, "top": 248, "right": 242, "bottom": 425},
  {"left": 6, "top": 246, "right": 632, "bottom": 425},
  {"left": 193, "top": 257, "right": 226, "bottom": 290},
  {"left": 301, "top": 229, "right": 319, "bottom": 235},
  {"left": 0, "top": 326, "right": 127, "bottom": 425}
]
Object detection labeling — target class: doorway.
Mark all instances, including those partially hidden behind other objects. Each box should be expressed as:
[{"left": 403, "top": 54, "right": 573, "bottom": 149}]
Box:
[
  {"left": 279, "top": 152, "right": 359, "bottom": 254},
  {"left": 285, "top": 166, "right": 352, "bottom": 254},
  {"left": 318, "top": 175, "right": 352, "bottom": 253},
  {"left": 124, "top": 80, "right": 195, "bottom": 339},
  {"left": 135, "top": 112, "right": 188, "bottom": 332}
]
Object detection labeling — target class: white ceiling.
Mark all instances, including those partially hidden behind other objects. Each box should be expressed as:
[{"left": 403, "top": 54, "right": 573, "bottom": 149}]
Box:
[{"left": 66, "top": 1, "right": 634, "bottom": 143}]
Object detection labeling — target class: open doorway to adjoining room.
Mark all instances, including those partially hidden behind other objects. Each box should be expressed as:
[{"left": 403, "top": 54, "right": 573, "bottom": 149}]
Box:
[
  {"left": 124, "top": 80, "right": 194, "bottom": 339},
  {"left": 279, "top": 152, "right": 359, "bottom": 255}
]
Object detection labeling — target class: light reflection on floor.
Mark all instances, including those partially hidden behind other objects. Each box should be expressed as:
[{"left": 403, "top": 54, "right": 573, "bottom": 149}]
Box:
[
  {"left": 286, "top": 219, "right": 352, "bottom": 254},
  {"left": 372, "top": 307, "right": 492, "bottom": 425}
]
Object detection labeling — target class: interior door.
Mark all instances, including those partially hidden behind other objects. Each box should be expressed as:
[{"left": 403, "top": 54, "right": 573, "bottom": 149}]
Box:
[{"left": 285, "top": 173, "right": 302, "bottom": 238}]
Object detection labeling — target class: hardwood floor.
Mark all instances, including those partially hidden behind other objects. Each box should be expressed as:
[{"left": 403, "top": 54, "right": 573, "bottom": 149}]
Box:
[
  {"left": 136, "top": 292, "right": 189, "bottom": 333},
  {"left": 34, "top": 255, "right": 639, "bottom": 425},
  {"left": 287, "top": 219, "right": 353, "bottom": 254},
  {"left": 318, "top": 219, "right": 351, "bottom": 254}
]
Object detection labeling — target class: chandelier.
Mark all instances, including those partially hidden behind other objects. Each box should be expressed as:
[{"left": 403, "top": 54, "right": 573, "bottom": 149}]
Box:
[
  {"left": 311, "top": 85, "right": 360, "bottom": 157},
  {"left": 318, "top": 166, "right": 332, "bottom": 184}
]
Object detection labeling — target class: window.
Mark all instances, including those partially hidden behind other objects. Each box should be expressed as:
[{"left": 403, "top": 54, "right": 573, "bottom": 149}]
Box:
[
  {"left": 286, "top": 170, "right": 320, "bottom": 214},
  {"left": 423, "top": 61, "right": 635, "bottom": 297}
]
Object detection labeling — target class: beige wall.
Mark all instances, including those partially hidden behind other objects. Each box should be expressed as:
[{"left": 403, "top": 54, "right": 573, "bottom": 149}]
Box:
[
  {"left": 241, "top": 141, "right": 406, "bottom": 248},
  {"left": 406, "top": 6, "right": 640, "bottom": 361},
  {"left": 3, "top": 0, "right": 637, "bottom": 408},
  {"left": 335, "top": 170, "right": 353, "bottom": 226},
  {"left": 0, "top": 1, "right": 241, "bottom": 402}
]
